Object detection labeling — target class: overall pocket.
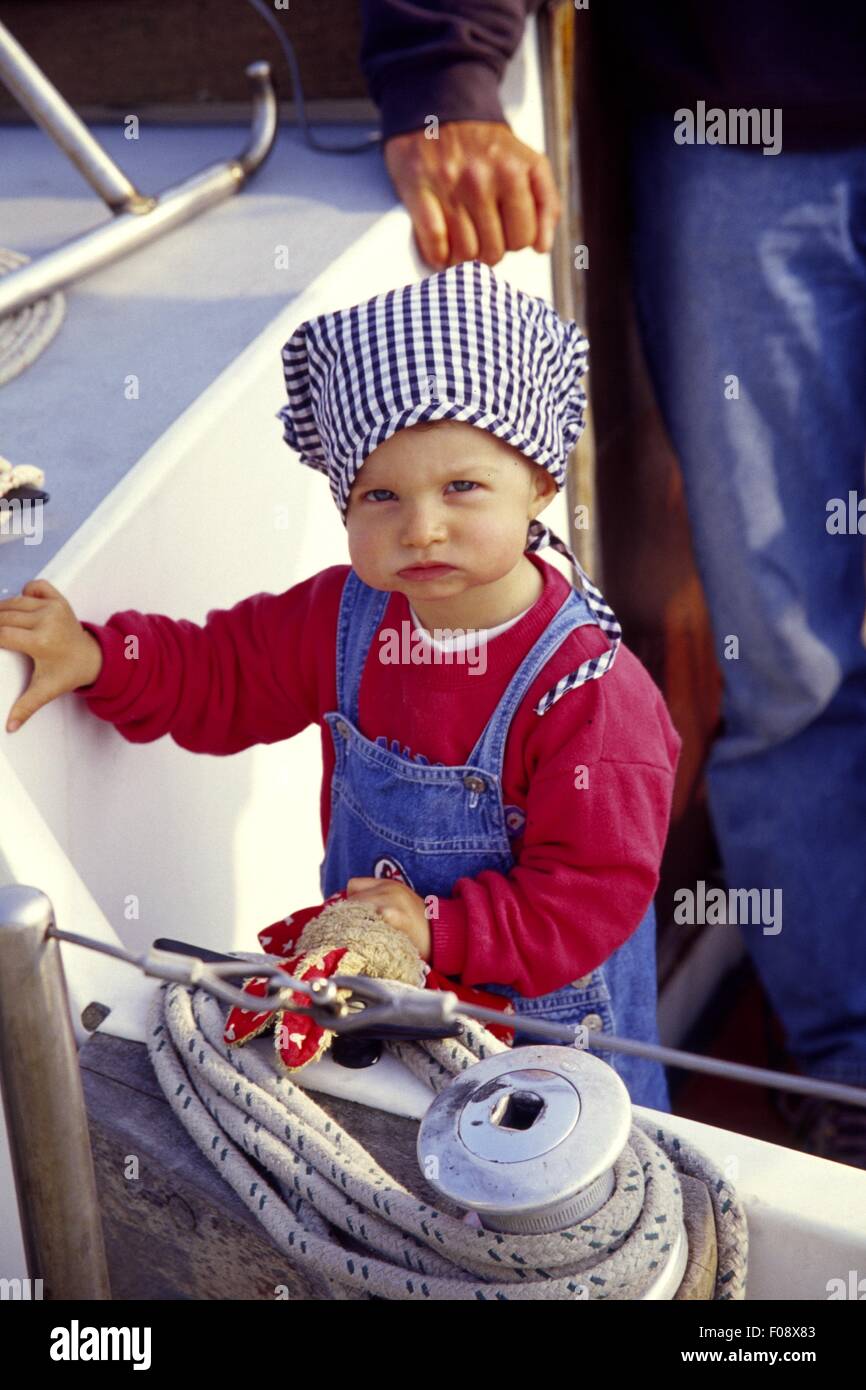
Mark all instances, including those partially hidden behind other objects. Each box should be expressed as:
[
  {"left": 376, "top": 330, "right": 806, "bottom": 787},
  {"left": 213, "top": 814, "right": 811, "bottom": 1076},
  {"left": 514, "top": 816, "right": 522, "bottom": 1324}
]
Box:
[{"left": 509, "top": 967, "right": 616, "bottom": 1043}]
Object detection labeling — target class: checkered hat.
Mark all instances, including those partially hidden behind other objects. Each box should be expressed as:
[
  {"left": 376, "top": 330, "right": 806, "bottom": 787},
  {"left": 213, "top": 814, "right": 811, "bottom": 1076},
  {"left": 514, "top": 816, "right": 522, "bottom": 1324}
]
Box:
[{"left": 276, "top": 260, "right": 620, "bottom": 714}]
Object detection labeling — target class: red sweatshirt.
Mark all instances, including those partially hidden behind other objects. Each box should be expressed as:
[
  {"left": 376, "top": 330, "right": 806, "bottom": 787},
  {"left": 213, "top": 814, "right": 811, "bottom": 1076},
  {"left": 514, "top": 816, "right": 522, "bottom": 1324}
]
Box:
[{"left": 76, "top": 553, "right": 681, "bottom": 996}]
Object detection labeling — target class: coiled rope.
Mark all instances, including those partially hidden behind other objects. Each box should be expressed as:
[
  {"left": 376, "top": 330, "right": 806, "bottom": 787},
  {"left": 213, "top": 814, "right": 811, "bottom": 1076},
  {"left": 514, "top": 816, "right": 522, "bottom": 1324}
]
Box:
[
  {"left": 0, "top": 249, "right": 66, "bottom": 384},
  {"left": 147, "top": 973, "right": 748, "bottom": 1300}
]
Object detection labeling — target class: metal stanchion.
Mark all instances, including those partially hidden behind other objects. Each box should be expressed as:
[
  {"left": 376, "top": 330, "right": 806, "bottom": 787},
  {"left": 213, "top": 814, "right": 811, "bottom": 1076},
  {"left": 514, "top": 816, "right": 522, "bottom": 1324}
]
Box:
[
  {"left": 0, "top": 885, "right": 110, "bottom": 1299},
  {"left": 0, "top": 16, "right": 278, "bottom": 319}
]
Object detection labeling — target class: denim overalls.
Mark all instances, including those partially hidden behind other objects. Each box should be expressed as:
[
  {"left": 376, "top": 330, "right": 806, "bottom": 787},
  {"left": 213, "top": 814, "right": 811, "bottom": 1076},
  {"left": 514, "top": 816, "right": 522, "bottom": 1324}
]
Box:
[{"left": 320, "top": 567, "right": 670, "bottom": 1111}]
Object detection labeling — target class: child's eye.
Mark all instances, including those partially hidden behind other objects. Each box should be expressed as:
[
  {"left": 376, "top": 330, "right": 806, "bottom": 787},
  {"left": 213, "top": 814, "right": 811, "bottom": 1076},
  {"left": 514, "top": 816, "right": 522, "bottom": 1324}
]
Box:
[
  {"left": 362, "top": 481, "right": 478, "bottom": 502},
  {"left": 363, "top": 489, "right": 396, "bottom": 502}
]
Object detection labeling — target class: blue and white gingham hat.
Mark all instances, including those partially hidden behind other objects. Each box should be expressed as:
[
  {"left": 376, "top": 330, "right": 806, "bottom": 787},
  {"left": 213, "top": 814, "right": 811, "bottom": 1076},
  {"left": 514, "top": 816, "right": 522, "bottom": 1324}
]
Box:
[{"left": 276, "top": 260, "right": 620, "bottom": 714}]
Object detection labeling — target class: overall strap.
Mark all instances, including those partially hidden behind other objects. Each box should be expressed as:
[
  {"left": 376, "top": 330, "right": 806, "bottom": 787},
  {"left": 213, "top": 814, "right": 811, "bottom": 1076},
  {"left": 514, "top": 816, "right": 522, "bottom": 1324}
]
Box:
[
  {"left": 468, "top": 585, "right": 593, "bottom": 778},
  {"left": 335, "top": 570, "right": 391, "bottom": 726},
  {"left": 526, "top": 519, "right": 622, "bottom": 715}
]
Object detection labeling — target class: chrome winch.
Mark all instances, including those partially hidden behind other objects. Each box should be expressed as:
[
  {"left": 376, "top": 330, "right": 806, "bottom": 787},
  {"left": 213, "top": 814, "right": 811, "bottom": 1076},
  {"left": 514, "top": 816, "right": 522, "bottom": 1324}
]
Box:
[{"left": 417, "top": 1045, "right": 633, "bottom": 1235}]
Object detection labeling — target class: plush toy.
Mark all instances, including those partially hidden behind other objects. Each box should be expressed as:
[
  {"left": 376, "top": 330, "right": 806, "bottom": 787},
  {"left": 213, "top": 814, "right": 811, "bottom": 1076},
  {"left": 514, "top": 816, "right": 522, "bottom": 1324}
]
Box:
[{"left": 223, "top": 890, "right": 515, "bottom": 1072}]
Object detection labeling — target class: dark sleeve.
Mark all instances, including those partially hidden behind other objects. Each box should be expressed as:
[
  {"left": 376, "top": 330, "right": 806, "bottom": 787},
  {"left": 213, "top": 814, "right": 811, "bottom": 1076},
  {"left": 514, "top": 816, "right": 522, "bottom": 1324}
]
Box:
[{"left": 359, "top": 0, "right": 544, "bottom": 142}]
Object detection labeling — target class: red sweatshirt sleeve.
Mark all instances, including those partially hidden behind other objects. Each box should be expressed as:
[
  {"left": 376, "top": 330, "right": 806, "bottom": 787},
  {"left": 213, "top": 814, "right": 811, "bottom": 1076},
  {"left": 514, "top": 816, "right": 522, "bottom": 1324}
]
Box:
[
  {"left": 360, "top": 0, "right": 542, "bottom": 142},
  {"left": 430, "top": 652, "right": 681, "bottom": 996},
  {"left": 74, "top": 567, "right": 345, "bottom": 755}
]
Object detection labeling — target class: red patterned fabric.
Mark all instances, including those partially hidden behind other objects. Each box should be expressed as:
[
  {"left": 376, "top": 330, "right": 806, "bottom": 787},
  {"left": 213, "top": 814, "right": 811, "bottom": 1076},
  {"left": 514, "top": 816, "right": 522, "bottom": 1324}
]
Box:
[{"left": 224, "top": 891, "right": 515, "bottom": 1070}]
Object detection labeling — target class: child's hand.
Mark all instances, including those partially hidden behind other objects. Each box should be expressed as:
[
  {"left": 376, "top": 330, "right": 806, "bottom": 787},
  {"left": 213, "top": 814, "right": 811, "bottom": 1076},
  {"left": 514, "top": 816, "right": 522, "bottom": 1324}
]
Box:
[
  {"left": 345, "top": 876, "right": 432, "bottom": 961},
  {"left": 0, "top": 579, "right": 103, "bottom": 733}
]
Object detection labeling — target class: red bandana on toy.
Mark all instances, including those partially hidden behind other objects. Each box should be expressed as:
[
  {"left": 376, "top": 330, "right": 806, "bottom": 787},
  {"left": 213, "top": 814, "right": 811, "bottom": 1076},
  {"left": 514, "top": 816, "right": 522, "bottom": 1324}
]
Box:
[{"left": 223, "top": 891, "right": 516, "bottom": 1071}]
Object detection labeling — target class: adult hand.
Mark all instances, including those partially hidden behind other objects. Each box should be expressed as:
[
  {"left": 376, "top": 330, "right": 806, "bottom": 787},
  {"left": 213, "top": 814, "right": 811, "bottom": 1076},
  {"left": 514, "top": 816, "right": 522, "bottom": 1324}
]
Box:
[{"left": 383, "top": 120, "right": 563, "bottom": 270}]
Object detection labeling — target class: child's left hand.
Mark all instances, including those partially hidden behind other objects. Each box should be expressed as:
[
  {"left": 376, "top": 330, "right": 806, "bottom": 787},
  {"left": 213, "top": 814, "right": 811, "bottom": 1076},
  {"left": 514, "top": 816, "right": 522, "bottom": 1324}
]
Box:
[{"left": 345, "top": 876, "right": 432, "bottom": 961}]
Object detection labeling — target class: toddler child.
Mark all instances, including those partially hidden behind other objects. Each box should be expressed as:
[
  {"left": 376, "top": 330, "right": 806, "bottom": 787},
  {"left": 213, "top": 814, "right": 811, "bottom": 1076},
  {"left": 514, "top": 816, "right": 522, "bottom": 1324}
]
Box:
[{"left": 0, "top": 260, "right": 681, "bottom": 1109}]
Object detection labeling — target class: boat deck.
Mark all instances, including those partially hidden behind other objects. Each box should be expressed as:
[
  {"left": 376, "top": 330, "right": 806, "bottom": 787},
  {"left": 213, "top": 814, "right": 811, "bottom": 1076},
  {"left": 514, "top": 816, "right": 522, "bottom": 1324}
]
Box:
[{"left": 0, "top": 118, "right": 392, "bottom": 595}]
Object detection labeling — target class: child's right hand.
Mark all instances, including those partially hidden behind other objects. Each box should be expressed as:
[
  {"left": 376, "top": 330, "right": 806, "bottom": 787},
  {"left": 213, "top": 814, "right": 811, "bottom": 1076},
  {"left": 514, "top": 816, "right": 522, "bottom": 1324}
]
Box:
[{"left": 0, "top": 579, "right": 103, "bottom": 733}]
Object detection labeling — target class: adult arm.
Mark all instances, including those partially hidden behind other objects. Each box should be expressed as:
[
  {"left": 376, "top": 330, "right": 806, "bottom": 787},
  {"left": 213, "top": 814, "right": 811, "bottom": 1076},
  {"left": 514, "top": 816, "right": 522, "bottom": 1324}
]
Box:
[
  {"left": 359, "top": 0, "right": 544, "bottom": 142},
  {"left": 359, "top": 0, "right": 561, "bottom": 268}
]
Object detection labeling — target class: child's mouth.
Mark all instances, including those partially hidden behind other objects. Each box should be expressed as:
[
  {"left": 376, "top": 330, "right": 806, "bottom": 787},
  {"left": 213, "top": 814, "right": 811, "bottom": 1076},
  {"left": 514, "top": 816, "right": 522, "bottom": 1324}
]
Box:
[{"left": 397, "top": 565, "right": 456, "bottom": 581}]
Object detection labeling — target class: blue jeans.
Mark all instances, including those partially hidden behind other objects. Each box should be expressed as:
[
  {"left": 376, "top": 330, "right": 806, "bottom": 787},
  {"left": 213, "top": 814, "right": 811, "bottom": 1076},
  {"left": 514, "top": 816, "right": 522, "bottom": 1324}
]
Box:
[{"left": 630, "top": 117, "right": 866, "bottom": 1084}]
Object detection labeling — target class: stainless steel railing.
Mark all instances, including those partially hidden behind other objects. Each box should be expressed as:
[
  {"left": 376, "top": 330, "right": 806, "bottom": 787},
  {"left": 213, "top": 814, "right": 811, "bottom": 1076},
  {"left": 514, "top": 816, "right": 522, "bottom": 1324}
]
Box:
[
  {"left": 0, "top": 17, "right": 277, "bottom": 321},
  {"left": 0, "top": 884, "right": 110, "bottom": 1299}
]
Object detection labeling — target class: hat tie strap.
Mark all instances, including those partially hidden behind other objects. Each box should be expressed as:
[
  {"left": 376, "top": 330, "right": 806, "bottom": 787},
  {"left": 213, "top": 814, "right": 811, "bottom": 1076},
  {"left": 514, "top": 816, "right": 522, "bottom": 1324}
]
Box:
[{"left": 526, "top": 519, "right": 622, "bottom": 715}]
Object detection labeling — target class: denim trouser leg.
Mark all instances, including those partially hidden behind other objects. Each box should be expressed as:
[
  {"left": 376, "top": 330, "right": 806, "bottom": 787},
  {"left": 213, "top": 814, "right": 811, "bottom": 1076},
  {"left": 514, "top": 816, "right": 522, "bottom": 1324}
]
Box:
[{"left": 629, "top": 119, "right": 866, "bottom": 1083}]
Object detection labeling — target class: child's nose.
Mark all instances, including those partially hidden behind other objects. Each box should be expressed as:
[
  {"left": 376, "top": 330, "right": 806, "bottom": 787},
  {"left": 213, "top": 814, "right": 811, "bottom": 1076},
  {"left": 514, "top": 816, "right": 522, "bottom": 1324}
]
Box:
[{"left": 400, "top": 504, "right": 447, "bottom": 549}]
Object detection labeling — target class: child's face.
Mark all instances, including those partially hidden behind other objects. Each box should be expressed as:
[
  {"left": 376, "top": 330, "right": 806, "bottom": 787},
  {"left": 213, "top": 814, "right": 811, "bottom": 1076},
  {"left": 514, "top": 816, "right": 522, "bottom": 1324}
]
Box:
[{"left": 345, "top": 421, "right": 557, "bottom": 599}]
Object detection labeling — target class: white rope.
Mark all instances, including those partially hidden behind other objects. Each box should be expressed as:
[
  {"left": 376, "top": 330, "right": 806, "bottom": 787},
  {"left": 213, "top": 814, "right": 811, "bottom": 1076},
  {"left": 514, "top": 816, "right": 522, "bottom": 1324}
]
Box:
[
  {"left": 0, "top": 249, "right": 66, "bottom": 384},
  {"left": 147, "top": 978, "right": 748, "bottom": 1300}
]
